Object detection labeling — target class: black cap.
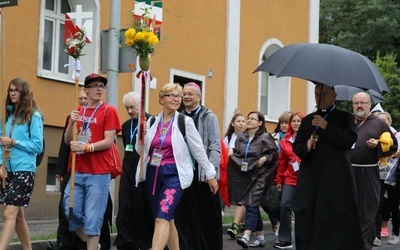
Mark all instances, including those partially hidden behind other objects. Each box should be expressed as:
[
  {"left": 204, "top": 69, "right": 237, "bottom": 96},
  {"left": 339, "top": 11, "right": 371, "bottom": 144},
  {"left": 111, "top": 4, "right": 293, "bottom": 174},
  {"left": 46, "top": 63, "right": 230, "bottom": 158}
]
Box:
[{"left": 84, "top": 73, "right": 108, "bottom": 87}]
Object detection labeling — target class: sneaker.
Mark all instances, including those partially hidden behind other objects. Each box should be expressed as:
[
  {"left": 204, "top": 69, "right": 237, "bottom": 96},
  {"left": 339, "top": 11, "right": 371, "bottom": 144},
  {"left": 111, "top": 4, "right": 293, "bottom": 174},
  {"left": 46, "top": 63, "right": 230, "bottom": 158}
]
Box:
[
  {"left": 239, "top": 223, "right": 246, "bottom": 233},
  {"left": 381, "top": 227, "right": 389, "bottom": 238},
  {"left": 227, "top": 223, "right": 239, "bottom": 239},
  {"left": 237, "top": 237, "right": 250, "bottom": 248},
  {"left": 273, "top": 241, "right": 293, "bottom": 249},
  {"left": 388, "top": 235, "right": 400, "bottom": 245},
  {"left": 98, "top": 243, "right": 101, "bottom": 250},
  {"left": 373, "top": 237, "right": 381, "bottom": 246},
  {"left": 249, "top": 238, "right": 266, "bottom": 247}
]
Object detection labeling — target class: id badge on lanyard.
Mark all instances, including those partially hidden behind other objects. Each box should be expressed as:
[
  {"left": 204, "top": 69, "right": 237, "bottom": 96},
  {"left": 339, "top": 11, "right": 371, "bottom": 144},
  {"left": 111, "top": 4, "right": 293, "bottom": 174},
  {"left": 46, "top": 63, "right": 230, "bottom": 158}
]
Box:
[
  {"left": 150, "top": 149, "right": 163, "bottom": 167},
  {"left": 125, "top": 144, "right": 134, "bottom": 152},
  {"left": 241, "top": 159, "right": 249, "bottom": 172}
]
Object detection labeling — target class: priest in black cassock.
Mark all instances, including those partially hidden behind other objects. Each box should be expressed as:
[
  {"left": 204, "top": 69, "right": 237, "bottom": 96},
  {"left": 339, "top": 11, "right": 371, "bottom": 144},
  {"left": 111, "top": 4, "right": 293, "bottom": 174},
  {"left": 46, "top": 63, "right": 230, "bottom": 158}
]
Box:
[
  {"left": 292, "top": 83, "right": 364, "bottom": 250},
  {"left": 114, "top": 92, "right": 154, "bottom": 250}
]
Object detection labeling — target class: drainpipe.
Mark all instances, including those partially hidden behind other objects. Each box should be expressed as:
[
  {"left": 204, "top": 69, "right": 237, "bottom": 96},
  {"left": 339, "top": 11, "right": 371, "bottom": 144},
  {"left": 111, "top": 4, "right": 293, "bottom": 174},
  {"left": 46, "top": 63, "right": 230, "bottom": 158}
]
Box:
[{"left": 106, "top": 0, "right": 121, "bottom": 216}]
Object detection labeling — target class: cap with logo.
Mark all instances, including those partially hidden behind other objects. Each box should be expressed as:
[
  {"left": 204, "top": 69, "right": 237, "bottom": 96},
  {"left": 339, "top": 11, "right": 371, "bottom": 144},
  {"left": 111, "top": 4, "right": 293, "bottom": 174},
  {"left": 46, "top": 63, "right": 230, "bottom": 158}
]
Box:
[{"left": 84, "top": 73, "right": 108, "bottom": 87}]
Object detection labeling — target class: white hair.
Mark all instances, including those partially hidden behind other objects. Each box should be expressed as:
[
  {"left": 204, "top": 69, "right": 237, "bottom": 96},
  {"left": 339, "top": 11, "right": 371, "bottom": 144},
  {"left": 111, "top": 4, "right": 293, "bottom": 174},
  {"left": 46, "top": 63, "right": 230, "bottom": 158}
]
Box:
[{"left": 122, "top": 91, "right": 140, "bottom": 106}]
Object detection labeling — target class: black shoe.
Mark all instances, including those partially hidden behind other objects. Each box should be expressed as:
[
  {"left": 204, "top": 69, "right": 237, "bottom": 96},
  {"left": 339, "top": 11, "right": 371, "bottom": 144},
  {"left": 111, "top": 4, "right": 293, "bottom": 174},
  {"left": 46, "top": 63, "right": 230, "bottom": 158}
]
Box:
[
  {"left": 48, "top": 242, "right": 66, "bottom": 250},
  {"left": 273, "top": 241, "right": 293, "bottom": 249}
]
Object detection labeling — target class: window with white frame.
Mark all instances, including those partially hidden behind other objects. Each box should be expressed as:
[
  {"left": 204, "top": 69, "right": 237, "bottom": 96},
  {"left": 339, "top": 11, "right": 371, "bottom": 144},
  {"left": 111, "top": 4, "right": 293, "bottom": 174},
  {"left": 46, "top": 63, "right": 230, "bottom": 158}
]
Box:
[
  {"left": 40, "top": 0, "right": 71, "bottom": 79},
  {"left": 259, "top": 44, "right": 290, "bottom": 121},
  {"left": 38, "top": 0, "right": 97, "bottom": 82}
]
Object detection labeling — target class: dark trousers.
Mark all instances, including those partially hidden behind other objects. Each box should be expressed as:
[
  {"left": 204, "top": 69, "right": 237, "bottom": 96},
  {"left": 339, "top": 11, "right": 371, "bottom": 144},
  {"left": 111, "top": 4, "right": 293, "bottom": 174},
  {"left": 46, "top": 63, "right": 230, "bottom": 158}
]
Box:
[
  {"left": 375, "top": 178, "right": 400, "bottom": 238},
  {"left": 278, "top": 184, "right": 296, "bottom": 243},
  {"left": 245, "top": 205, "right": 263, "bottom": 232}
]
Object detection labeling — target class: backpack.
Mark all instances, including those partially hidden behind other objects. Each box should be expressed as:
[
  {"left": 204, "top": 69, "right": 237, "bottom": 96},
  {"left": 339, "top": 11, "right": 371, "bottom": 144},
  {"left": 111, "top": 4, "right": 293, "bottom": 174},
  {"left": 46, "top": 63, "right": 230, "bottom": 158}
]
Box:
[{"left": 28, "top": 116, "right": 45, "bottom": 167}]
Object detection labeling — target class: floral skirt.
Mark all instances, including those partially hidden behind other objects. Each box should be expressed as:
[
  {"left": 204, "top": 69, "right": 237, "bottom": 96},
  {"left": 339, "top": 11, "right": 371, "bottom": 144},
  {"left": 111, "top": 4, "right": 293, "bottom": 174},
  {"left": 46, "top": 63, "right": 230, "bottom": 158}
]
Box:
[{"left": 0, "top": 171, "right": 35, "bottom": 207}]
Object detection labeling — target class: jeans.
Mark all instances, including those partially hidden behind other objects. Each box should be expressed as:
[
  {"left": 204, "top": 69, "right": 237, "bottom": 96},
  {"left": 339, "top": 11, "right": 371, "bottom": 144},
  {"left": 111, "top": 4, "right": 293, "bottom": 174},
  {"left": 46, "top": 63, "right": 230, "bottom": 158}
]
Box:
[{"left": 64, "top": 173, "right": 110, "bottom": 235}]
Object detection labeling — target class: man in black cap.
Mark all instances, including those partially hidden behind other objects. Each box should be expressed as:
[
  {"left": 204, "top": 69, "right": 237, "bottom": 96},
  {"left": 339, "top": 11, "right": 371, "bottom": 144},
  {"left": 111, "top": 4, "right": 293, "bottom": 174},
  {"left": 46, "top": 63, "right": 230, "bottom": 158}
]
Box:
[
  {"left": 49, "top": 88, "right": 113, "bottom": 250},
  {"left": 64, "top": 73, "right": 121, "bottom": 250}
]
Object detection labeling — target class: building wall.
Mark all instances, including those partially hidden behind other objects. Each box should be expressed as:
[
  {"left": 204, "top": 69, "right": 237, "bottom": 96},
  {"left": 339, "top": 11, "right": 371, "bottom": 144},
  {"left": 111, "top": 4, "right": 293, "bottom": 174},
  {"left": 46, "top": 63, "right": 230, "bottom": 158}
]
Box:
[{"left": 0, "top": 0, "right": 313, "bottom": 220}]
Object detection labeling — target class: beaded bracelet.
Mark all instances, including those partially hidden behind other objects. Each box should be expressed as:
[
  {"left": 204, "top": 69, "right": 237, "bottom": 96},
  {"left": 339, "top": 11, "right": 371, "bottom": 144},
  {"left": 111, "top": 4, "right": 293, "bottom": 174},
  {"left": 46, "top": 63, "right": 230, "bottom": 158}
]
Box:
[{"left": 85, "top": 143, "right": 90, "bottom": 153}]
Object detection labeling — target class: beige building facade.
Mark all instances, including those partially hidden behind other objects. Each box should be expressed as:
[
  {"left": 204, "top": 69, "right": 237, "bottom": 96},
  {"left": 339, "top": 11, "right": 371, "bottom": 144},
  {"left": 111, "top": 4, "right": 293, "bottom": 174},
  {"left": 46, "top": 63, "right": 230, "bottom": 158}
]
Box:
[{"left": 0, "top": 0, "right": 318, "bottom": 220}]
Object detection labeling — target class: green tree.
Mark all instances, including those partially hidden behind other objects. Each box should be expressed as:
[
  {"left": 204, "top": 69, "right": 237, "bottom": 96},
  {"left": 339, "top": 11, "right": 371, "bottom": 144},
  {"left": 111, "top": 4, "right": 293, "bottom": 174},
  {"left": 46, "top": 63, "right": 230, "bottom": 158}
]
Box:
[
  {"left": 321, "top": 0, "right": 400, "bottom": 128},
  {"left": 375, "top": 52, "right": 400, "bottom": 129},
  {"left": 320, "top": 0, "right": 400, "bottom": 62}
]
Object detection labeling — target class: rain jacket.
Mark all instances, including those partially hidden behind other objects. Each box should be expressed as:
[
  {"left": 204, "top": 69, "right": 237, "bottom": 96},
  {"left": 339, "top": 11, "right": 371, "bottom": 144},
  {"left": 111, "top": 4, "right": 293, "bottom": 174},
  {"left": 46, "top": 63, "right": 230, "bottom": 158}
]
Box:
[
  {"left": 228, "top": 131, "right": 278, "bottom": 207},
  {"left": 274, "top": 134, "right": 300, "bottom": 186}
]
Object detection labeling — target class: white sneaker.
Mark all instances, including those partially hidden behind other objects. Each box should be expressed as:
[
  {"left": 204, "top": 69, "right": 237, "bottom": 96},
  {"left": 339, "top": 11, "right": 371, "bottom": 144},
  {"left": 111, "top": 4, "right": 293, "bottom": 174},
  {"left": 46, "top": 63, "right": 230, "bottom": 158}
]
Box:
[
  {"left": 98, "top": 243, "right": 101, "bottom": 250},
  {"left": 388, "top": 235, "right": 400, "bottom": 245},
  {"left": 373, "top": 237, "right": 381, "bottom": 246}
]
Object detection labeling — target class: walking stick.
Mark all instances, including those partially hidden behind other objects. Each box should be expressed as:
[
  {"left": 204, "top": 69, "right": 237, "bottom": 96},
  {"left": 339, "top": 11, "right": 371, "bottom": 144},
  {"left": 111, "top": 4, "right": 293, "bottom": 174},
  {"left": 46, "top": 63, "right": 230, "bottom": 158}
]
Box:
[
  {"left": 68, "top": 61, "right": 80, "bottom": 220},
  {"left": 1, "top": 9, "right": 7, "bottom": 189}
]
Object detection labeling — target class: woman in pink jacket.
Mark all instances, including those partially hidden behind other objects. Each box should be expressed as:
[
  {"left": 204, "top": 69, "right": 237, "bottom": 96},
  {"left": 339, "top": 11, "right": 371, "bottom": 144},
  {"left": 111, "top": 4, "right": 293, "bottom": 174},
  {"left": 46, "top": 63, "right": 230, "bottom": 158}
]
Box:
[{"left": 273, "top": 111, "right": 304, "bottom": 249}]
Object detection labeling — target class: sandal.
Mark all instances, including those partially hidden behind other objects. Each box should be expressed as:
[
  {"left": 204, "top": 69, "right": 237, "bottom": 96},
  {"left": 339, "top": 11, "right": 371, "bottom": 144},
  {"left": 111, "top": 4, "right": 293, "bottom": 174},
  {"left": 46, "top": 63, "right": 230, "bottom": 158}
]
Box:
[
  {"left": 237, "top": 237, "right": 250, "bottom": 248},
  {"left": 249, "top": 238, "right": 266, "bottom": 248}
]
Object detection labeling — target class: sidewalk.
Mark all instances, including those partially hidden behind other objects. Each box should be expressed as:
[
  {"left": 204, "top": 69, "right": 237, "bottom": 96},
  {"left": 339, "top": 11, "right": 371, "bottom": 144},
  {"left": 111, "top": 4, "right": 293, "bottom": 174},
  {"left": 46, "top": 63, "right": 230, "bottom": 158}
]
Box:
[{"left": 4, "top": 205, "right": 242, "bottom": 250}]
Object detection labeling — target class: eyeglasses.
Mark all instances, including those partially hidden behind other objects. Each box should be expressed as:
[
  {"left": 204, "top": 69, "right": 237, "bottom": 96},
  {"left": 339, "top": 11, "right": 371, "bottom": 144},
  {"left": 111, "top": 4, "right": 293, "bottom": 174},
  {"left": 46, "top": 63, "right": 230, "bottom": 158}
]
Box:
[
  {"left": 247, "top": 117, "right": 259, "bottom": 121},
  {"left": 86, "top": 84, "right": 107, "bottom": 90},
  {"left": 353, "top": 101, "right": 370, "bottom": 106},
  {"left": 7, "top": 88, "right": 19, "bottom": 94},
  {"left": 163, "top": 94, "right": 183, "bottom": 99}
]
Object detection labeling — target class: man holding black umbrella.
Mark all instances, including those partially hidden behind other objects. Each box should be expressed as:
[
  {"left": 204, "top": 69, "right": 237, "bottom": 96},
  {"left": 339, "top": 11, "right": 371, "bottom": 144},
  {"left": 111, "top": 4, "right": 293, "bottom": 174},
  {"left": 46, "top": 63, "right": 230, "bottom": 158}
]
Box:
[{"left": 292, "top": 83, "right": 364, "bottom": 250}]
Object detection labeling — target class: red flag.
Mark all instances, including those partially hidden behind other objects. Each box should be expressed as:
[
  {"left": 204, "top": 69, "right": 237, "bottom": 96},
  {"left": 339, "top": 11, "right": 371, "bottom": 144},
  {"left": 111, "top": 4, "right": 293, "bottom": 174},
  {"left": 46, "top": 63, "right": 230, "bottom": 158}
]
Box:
[{"left": 64, "top": 14, "right": 91, "bottom": 43}]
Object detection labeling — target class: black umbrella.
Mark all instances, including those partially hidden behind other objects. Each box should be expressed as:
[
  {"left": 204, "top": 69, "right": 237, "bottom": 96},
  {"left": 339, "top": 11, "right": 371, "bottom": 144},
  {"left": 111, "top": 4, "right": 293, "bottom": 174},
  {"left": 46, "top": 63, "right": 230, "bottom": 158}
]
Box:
[
  {"left": 254, "top": 43, "right": 390, "bottom": 94},
  {"left": 334, "top": 85, "right": 387, "bottom": 104}
]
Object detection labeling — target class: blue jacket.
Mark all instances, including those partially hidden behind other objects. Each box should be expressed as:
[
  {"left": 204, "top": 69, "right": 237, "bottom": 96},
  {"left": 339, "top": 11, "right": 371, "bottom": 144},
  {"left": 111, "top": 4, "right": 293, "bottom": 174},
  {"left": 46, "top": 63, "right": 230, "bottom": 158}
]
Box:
[{"left": 0, "top": 105, "right": 44, "bottom": 172}]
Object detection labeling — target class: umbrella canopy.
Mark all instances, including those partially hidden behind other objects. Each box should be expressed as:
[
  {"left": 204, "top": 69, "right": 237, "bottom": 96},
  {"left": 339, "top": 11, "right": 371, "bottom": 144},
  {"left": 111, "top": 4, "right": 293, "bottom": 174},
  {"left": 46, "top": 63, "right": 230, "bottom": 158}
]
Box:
[
  {"left": 334, "top": 85, "right": 387, "bottom": 104},
  {"left": 254, "top": 43, "right": 390, "bottom": 94}
]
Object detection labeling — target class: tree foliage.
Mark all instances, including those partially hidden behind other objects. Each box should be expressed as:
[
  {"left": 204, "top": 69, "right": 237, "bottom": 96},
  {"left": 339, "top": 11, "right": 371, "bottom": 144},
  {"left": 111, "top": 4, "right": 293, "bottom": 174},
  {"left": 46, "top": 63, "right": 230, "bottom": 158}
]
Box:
[
  {"left": 320, "top": 0, "right": 400, "bottom": 129},
  {"left": 320, "top": 0, "right": 400, "bottom": 62},
  {"left": 375, "top": 53, "right": 400, "bottom": 129}
]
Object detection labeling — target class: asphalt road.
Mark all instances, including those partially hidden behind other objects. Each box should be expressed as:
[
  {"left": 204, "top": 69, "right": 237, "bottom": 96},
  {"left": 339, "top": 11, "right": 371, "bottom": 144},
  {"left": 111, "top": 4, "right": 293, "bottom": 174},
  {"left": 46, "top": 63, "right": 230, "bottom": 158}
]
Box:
[{"left": 4, "top": 218, "right": 399, "bottom": 249}]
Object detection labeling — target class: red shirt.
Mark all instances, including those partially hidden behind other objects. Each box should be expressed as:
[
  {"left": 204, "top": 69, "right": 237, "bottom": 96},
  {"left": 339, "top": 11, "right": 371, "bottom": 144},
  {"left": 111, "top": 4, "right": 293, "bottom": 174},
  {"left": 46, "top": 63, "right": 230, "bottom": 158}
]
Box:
[{"left": 69, "top": 103, "right": 121, "bottom": 174}]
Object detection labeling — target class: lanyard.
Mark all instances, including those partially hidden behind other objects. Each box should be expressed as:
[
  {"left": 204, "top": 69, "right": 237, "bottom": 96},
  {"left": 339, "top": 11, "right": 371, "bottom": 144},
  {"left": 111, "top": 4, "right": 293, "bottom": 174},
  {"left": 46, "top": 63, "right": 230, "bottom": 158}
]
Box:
[
  {"left": 130, "top": 119, "right": 138, "bottom": 144},
  {"left": 316, "top": 104, "right": 335, "bottom": 131},
  {"left": 82, "top": 102, "right": 102, "bottom": 135},
  {"left": 159, "top": 115, "right": 174, "bottom": 149},
  {"left": 245, "top": 138, "right": 253, "bottom": 159},
  {"left": 191, "top": 107, "right": 201, "bottom": 120}
]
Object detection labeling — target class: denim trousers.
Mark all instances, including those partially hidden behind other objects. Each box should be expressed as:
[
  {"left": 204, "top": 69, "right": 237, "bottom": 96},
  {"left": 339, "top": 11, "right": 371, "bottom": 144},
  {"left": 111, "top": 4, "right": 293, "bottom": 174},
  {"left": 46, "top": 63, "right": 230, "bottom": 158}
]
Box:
[{"left": 64, "top": 173, "right": 110, "bottom": 235}]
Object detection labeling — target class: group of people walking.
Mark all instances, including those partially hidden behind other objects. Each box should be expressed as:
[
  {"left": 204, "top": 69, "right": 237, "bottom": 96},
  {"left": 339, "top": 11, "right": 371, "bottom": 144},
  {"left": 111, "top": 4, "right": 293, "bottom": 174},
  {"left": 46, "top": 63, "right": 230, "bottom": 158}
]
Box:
[
  {"left": 0, "top": 74, "right": 399, "bottom": 250},
  {"left": 226, "top": 83, "right": 400, "bottom": 250}
]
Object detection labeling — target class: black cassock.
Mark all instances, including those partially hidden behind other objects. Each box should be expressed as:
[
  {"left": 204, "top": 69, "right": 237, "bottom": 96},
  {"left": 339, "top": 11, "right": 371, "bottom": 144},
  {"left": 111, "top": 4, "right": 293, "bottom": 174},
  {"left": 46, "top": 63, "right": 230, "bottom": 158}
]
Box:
[
  {"left": 114, "top": 115, "right": 154, "bottom": 250},
  {"left": 292, "top": 107, "right": 364, "bottom": 250}
]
